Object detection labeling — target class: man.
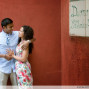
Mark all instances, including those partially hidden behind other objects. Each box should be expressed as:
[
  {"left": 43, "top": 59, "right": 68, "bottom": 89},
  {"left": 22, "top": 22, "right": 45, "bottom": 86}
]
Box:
[{"left": 0, "top": 18, "right": 34, "bottom": 85}]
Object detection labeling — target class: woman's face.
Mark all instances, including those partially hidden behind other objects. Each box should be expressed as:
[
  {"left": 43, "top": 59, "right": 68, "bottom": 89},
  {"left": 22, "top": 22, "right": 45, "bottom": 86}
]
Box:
[{"left": 19, "top": 27, "right": 24, "bottom": 38}]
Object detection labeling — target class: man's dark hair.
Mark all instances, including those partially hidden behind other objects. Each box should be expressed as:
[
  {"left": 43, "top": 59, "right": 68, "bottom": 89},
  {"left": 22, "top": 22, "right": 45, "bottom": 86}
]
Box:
[{"left": 1, "top": 18, "right": 13, "bottom": 27}]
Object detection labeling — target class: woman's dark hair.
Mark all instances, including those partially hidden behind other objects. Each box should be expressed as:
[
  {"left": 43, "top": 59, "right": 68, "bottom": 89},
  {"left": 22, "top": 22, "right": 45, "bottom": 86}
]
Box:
[
  {"left": 18, "top": 25, "right": 34, "bottom": 54},
  {"left": 1, "top": 18, "right": 13, "bottom": 27}
]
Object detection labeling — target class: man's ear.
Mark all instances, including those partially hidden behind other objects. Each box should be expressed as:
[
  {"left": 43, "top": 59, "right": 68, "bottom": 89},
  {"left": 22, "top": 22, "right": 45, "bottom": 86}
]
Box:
[
  {"left": 3, "top": 26, "right": 6, "bottom": 29},
  {"left": 2, "top": 26, "right": 7, "bottom": 32}
]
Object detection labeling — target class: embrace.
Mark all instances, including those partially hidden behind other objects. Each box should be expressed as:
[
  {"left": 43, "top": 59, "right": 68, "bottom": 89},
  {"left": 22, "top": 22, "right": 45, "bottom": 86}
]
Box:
[{"left": 0, "top": 18, "right": 35, "bottom": 88}]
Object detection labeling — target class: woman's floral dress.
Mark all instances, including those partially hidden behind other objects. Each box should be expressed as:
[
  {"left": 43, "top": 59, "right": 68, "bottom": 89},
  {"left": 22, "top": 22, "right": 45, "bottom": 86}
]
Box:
[{"left": 15, "top": 41, "right": 33, "bottom": 87}]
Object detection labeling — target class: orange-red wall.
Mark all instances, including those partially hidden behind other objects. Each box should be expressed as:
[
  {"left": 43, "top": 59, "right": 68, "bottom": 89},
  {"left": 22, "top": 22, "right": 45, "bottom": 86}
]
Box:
[
  {"left": 0, "top": 0, "right": 61, "bottom": 85},
  {"left": 61, "top": 0, "right": 89, "bottom": 85}
]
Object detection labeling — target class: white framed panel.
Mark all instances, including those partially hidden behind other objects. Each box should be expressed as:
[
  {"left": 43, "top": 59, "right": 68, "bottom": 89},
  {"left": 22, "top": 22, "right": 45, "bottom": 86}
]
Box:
[{"left": 69, "top": 0, "right": 86, "bottom": 37}]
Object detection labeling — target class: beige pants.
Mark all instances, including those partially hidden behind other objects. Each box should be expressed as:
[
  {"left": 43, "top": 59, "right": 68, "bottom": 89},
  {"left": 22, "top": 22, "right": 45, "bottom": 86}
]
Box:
[{"left": 0, "top": 71, "right": 17, "bottom": 86}]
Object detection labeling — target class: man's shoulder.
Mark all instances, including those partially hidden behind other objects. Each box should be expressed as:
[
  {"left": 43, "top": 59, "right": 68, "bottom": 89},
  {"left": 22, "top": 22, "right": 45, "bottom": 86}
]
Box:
[
  {"left": 13, "top": 31, "right": 19, "bottom": 33},
  {"left": 0, "top": 31, "right": 3, "bottom": 35},
  {"left": 12, "top": 31, "right": 19, "bottom": 35}
]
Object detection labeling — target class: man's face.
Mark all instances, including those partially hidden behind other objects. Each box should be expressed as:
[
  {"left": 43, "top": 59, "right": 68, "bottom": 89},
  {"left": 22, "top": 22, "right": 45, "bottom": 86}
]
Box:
[{"left": 3, "top": 23, "right": 14, "bottom": 34}]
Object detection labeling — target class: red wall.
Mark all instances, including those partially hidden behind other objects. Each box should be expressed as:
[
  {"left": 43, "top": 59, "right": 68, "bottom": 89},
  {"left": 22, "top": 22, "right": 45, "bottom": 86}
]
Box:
[
  {"left": 0, "top": 0, "right": 61, "bottom": 85},
  {"left": 61, "top": 0, "right": 89, "bottom": 85}
]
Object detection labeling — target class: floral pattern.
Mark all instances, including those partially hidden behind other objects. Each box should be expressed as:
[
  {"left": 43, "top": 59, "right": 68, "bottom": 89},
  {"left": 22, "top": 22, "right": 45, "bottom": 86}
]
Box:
[{"left": 15, "top": 41, "right": 33, "bottom": 87}]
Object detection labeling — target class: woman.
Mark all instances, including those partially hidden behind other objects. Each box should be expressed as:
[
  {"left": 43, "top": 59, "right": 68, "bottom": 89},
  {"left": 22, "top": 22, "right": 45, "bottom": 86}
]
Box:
[{"left": 6, "top": 25, "right": 34, "bottom": 87}]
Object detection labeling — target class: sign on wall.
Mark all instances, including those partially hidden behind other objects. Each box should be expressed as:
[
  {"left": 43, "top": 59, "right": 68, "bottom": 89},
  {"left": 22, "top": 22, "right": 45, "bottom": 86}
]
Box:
[{"left": 69, "top": 0, "right": 89, "bottom": 37}]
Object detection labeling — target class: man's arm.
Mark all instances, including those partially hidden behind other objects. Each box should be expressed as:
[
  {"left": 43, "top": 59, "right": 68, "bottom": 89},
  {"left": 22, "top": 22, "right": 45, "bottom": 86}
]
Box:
[
  {"left": 27, "top": 38, "right": 36, "bottom": 43},
  {"left": 0, "top": 54, "right": 5, "bottom": 58},
  {"left": 0, "top": 54, "right": 12, "bottom": 61},
  {"left": 21, "top": 38, "right": 36, "bottom": 50},
  {"left": 5, "top": 54, "right": 12, "bottom": 60}
]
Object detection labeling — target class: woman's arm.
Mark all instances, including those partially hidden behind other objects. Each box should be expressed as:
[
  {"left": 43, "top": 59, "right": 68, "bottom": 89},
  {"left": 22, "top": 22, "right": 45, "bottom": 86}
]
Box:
[
  {"left": 13, "top": 49, "right": 29, "bottom": 62},
  {"left": 6, "top": 48, "right": 29, "bottom": 62}
]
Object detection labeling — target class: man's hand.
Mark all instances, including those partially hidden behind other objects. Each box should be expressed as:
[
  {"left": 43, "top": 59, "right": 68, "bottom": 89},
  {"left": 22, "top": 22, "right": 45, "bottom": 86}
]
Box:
[
  {"left": 4, "top": 54, "right": 12, "bottom": 61},
  {"left": 6, "top": 49, "right": 14, "bottom": 57},
  {"left": 21, "top": 40, "right": 29, "bottom": 50},
  {"left": 30, "top": 38, "right": 36, "bottom": 43},
  {"left": 5, "top": 49, "right": 14, "bottom": 61},
  {"left": 21, "top": 38, "right": 36, "bottom": 50}
]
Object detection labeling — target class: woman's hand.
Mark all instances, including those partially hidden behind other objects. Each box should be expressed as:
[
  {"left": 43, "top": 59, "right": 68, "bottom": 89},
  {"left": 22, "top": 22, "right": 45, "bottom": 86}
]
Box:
[{"left": 6, "top": 49, "right": 14, "bottom": 57}]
